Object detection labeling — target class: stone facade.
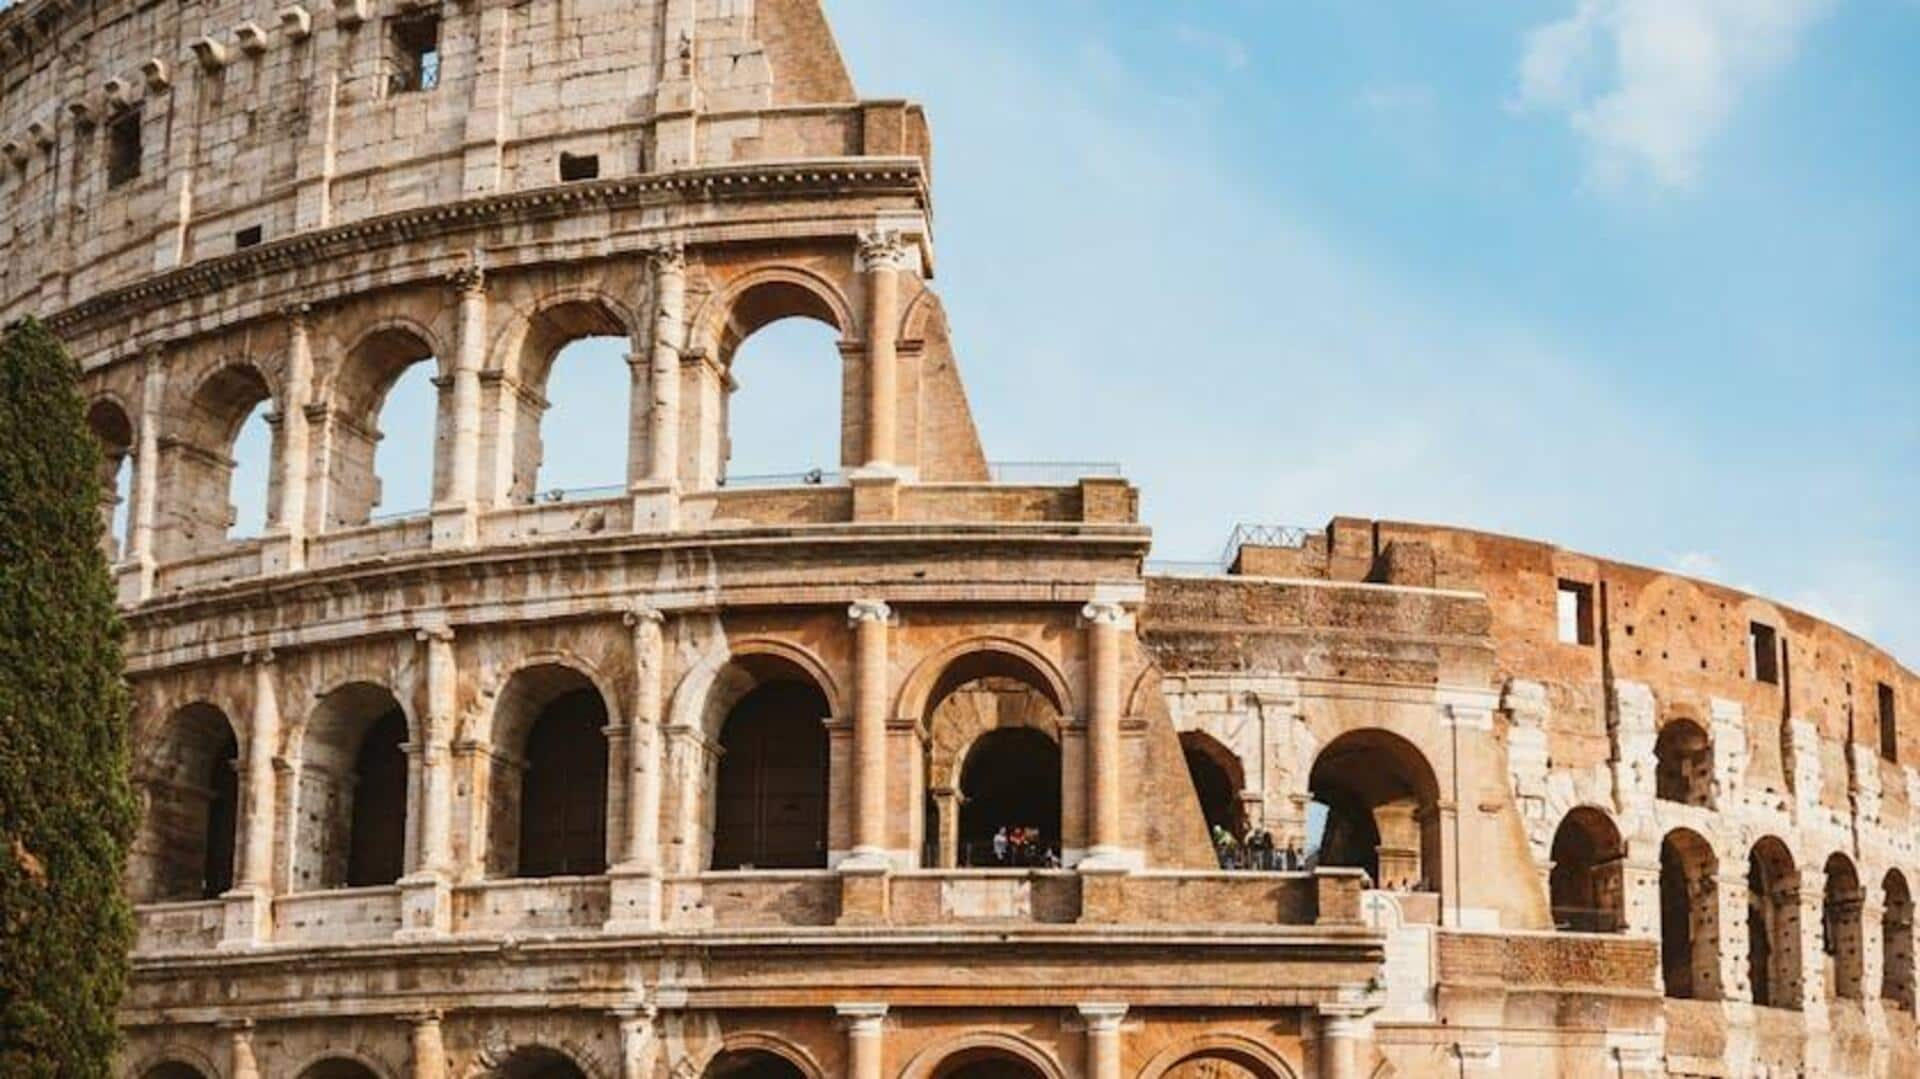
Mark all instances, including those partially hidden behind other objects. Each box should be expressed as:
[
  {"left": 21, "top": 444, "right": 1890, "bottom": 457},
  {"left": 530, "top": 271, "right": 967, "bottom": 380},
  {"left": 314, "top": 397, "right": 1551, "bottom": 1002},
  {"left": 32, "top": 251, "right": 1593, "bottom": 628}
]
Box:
[{"left": 1, "top": 1, "right": 1913, "bottom": 1077}]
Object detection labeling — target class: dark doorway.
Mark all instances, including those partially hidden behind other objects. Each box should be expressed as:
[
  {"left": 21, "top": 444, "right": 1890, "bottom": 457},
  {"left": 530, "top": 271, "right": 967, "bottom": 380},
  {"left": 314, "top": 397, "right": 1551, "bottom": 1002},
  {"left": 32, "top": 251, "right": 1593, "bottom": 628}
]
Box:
[
  {"left": 1181, "top": 731, "right": 1245, "bottom": 839},
  {"left": 958, "top": 727, "right": 1061, "bottom": 866},
  {"left": 299, "top": 1061, "right": 381, "bottom": 1079},
  {"left": 712, "top": 681, "right": 829, "bottom": 869},
  {"left": 202, "top": 730, "right": 239, "bottom": 897},
  {"left": 518, "top": 689, "right": 609, "bottom": 877},
  {"left": 933, "top": 1050, "right": 1046, "bottom": 1079},
  {"left": 346, "top": 709, "right": 408, "bottom": 887},
  {"left": 494, "top": 1046, "right": 589, "bottom": 1079},
  {"left": 706, "top": 1050, "right": 806, "bottom": 1078}
]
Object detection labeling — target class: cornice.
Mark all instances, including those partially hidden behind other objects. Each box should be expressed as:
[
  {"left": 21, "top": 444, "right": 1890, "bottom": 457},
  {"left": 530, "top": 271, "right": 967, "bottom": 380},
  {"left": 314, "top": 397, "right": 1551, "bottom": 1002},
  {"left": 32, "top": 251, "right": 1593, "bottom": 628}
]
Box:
[{"left": 42, "top": 157, "right": 928, "bottom": 340}]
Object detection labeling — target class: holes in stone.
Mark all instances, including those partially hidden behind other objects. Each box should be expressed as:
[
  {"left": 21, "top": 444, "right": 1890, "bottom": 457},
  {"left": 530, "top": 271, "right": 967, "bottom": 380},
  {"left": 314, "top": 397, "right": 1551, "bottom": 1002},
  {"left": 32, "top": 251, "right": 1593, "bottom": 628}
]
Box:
[
  {"left": 386, "top": 13, "right": 440, "bottom": 94},
  {"left": 106, "top": 108, "right": 141, "bottom": 187},
  {"left": 234, "top": 224, "right": 262, "bottom": 249},
  {"left": 1750, "top": 622, "right": 1780, "bottom": 684},
  {"left": 559, "top": 151, "right": 599, "bottom": 182}
]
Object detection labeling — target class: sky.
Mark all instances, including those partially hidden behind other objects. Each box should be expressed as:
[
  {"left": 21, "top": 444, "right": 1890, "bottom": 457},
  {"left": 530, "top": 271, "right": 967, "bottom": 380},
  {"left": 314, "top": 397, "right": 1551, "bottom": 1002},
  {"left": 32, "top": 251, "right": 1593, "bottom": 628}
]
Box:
[{"left": 211, "top": 0, "right": 1917, "bottom": 665}]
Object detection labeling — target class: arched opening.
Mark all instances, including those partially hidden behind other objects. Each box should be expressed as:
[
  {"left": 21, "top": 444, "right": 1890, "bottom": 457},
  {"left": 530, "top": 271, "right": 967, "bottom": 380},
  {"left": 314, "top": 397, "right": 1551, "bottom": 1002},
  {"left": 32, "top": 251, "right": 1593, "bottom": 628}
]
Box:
[
  {"left": 133, "top": 703, "right": 240, "bottom": 902},
  {"left": 958, "top": 727, "right": 1062, "bottom": 867},
  {"left": 1654, "top": 718, "right": 1713, "bottom": 807},
  {"left": 1659, "top": 828, "right": 1721, "bottom": 1000},
  {"left": 297, "top": 1061, "right": 381, "bottom": 1079},
  {"left": 515, "top": 301, "right": 630, "bottom": 503},
  {"left": 706, "top": 1049, "right": 807, "bottom": 1079},
  {"left": 921, "top": 649, "right": 1068, "bottom": 868},
  {"left": 1884, "top": 870, "right": 1915, "bottom": 1010},
  {"left": 294, "top": 683, "right": 409, "bottom": 891},
  {"left": 141, "top": 1063, "right": 211, "bottom": 1079},
  {"left": 167, "top": 363, "right": 277, "bottom": 551},
  {"left": 491, "top": 1046, "right": 589, "bottom": 1079},
  {"left": 1307, "top": 729, "right": 1441, "bottom": 892},
  {"left": 327, "top": 328, "right": 439, "bottom": 527},
  {"left": 1181, "top": 731, "right": 1247, "bottom": 855},
  {"left": 1747, "top": 837, "right": 1802, "bottom": 1009},
  {"left": 710, "top": 658, "right": 831, "bottom": 870},
  {"left": 86, "top": 398, "right": 134, "bottom": 559},
  {"left": 724, "top": 315, "right": 844, "bottom": 482},
  {"left": 1822, "top": 852, "right": 1865, "bottom": 1001},
  {"left": 931, "top": 1049, "right": 1048, "bottom": 1079},
  {"left": 1548, "top": 807, "right": 1626, "bottom": 933},
  {"left": 488, "top": 664, "right": 611, "bottom": 879}
]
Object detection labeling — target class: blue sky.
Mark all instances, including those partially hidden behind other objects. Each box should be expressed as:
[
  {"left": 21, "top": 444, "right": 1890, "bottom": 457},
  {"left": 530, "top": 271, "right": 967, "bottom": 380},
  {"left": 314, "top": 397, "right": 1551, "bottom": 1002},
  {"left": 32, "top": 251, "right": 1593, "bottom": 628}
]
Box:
[{"left": 213, "top": 1, "right": 1916, "bottom": 664}]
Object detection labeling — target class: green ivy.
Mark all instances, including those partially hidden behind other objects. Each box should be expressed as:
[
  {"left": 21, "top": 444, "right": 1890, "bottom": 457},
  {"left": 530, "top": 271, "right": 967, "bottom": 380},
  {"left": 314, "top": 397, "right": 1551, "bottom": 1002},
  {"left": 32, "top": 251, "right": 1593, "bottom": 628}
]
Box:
[{"left": 0, "top": 317, "right": 137, "bottom": 1078}]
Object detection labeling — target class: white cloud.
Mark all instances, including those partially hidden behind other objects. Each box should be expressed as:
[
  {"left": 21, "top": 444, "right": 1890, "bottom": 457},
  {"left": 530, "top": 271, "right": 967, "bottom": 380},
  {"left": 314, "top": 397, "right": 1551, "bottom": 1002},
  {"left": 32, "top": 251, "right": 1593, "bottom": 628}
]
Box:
[{"left": 1513, "top": 0, "right": 1833, "bottom": 189}]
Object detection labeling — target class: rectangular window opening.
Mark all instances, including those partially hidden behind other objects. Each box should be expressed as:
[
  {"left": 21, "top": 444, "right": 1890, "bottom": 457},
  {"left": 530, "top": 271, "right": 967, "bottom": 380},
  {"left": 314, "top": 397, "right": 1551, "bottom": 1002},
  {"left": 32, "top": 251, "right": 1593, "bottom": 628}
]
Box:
[
  {"left": 234, "top": 225, "right": 263, "bottom": 249},
  {"left": 106, "top": 109, "right": 141, "bottom": 188},
  {"left": 1749, "top": 622, "right": 1779, "bottom": 684},
  {"left": 1880, "top": 683, "right": 1898, "bottom": 762},
  {"left": 1556, "top": 580, "right": 1595, "bottom": 646},
  {"left": 386, "top": 14, "right": 441, "bottom": 96},
  {"left": 559, "top": 151, "right": 600, "bottom": 182}
]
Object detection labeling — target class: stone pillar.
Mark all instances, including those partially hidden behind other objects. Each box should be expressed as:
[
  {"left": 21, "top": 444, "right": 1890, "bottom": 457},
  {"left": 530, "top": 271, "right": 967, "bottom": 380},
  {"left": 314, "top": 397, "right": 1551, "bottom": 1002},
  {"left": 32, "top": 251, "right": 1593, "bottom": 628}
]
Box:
[
  {"left": 637, "top": 243, "right": 684, "bottom": 528},
  {"left": 409, "top": 1011, "right": 448, "bottom": 1079},
  {"left": 616, "top": 1005, "right": 659, "bottom": 1079},
  {"left": 856, "top": 230, "right": 912, "bottom": 471},
  {"left": 609, "top": 605, "right": 666, "bottom": 931},
  {"left": 123, "top": 344, "right": 166, "bottom": 599},
  {"left": 932, "top": 787, "right": 960, "bottom": 868},
  {"left": 1081, "top": 601, "right": 1130, "bottom": 869},
  {"left": 837, "top": 1002, "right": 888, "bottom": 1079},
  {"left": 224, "top": 650, "right": 279, "bottom": 946},
  {"left": 436, "top": 263, "right": 486, "bottom": 547},
  {"left": 226, "top": 1020, "right": 260, "bottom": 1079},
  {"left": 848, "top": 599, "right": 893, "bottom": 865},
  {"left": 1077, "top": 1003, "right": 1127, "bottom": 1079},
  {"left": 399, "top": 625, "right": 455, "bottom": 939},
  {"left": 1317, "top": 1005, "right": 1371, "bottom": 1079},
  {"left": 267, "top": 304, "right": 314, "bottom": 572}
]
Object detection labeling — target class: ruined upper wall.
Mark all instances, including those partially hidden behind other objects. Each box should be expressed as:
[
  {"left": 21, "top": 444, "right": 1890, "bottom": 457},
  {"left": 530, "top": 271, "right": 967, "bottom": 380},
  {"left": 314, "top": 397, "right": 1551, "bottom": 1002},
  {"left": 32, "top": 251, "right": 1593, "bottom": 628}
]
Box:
[
  {"left": 0, "top": 0, "right": 927, "bottom": 320},
  {"left": 1234, "top": 517, "right": 1917, "bottom": 792}
]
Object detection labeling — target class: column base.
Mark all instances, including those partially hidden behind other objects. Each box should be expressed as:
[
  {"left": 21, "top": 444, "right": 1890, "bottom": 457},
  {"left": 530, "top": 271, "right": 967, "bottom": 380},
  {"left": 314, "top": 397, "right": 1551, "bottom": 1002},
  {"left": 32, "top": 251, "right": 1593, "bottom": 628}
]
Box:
[
  {"left": 1076, "top": 846, "right": 1137, "bottom": 873},
  {"left": 258, "top": 532, "right": 305, "bottom": 575},
  {"left": 848, "top": 470, "right": 900, "bottom": 522},
  {"left": 604, "top": 865, "right": 663, "bottom": 933},
  {"left": 394, "top": 872, "right": 452, "bottom": 940},
  {"left": 430, "top": 503, "right": 478, "bottom": 549},
  {"left": 218, "top": 884, "right": 274, "bottom": 949},
  {"left": 837, "top": 855, "right": 891, "bottom": 926},
  {"left": 115, "top": 558, "right": 155, "bottom": 604},
  {"left": 630, "top": 482, "right": 678, "bottom": 532}
]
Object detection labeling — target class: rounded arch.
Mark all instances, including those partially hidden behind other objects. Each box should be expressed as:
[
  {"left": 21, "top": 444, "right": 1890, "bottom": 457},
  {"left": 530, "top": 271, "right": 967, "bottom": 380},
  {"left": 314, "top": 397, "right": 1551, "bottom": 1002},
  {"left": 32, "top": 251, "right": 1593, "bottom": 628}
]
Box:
[
  {"left": 1822, "top": 851, "right": 1866, "bottom": 1000},
  {"left": 896, "top": 636, "right": 1074, "bottom": 728},
  {"left": 294, "top": 680, "right": 412, "bottom": 891},
  {"left": 132, "top": 701, "right": 241, "bottom": 902},
  {"left": 475, "top": 1042, "right": 599, "bottom": 1079},
  {"left": 480, "top": 652, "right": 625, "bottom": 748},
  {"left": 1139, "top": 1033, "right": 1300, "bottom": 1079},
  {"left": 706, "top": 648, "right": 835, "bottom": 871},
  {"left": 327, "top": 318, "right": 449, "bottom": 412},
  {"left": 897, "top": 284, "right": 942, "bottom": 346},
  {"left": 319, "top": 320, "right": 446, "bottom": 527},
  {"left": 1654, "top": 716, "right": 1714, "bottom": 807},
  {"left": 1659, "top": 826, "right": 1722, "bottom": 1000},
  {"left": 701, "top": 1032, "right": 827, "bottom": 1079},
  {"left": 498, "top": 293, "right": 641, "bottom": 503},
  {"left": 690, "top": 266, "right": 855, "bottom": 370},
  {"left": 1549, "top": 805, "right": 1626, "bottom": 933},
  {"left": 497, "top": 291, "right": 642, "bottom": 383},
  {"left": 1882, "top": 867, "right": 1915, "bottom": 1010},
  {"left": 294, "top": 1050, "right": 396, "bottom": 1079},
  {"left": 669, "top": 638, "right": 846, "bottom": 742},
  {"left": 186, "top": 360, "right": 281, "bottom": 444},
  {"left": 900, "top": 1032, "right": 1066, "bottom": 1079},
  {"left": 484, "top": 657, "right": 616, "bottom": 879},
  {"left": 954, "top": 725, "right": 1063, "bottom": 867},
  {"left": 1181, "top": 730, "right": 1249, "bottom": 845},
  {"left": 126, "top": 1045, "right": 220, "bottom": 1079},
  {"left": 1307, "top": 728, "right": 1442, "bottom": 892},
  {"left": 1747, "top": 834, "right": 1803, "bottom": 1009}
]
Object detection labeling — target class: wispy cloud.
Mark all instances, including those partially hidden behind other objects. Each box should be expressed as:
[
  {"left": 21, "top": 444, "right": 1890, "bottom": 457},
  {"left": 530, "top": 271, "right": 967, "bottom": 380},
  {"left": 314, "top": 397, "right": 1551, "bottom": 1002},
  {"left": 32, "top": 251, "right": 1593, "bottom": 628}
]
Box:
[
  {"left": 1174, "top": 25, "right": 1249, "bottom": 72},
  {"left": 1513, "top": 0, "right": 1834, "bottom": 190}
]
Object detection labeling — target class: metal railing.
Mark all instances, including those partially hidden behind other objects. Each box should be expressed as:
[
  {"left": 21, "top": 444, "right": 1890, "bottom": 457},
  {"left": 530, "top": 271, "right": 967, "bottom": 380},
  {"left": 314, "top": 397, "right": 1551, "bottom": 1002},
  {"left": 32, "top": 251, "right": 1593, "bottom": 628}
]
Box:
[
  {"left": 1222, "top": 522, "right": 1311, "bottom": 563},
  {"left": 985, "top": 460, "right": 1121, "bottom": 484},
  {"left": 718, "top": 469, "right": 842, "bottom": 489},
  {"left": 520, "top": 483, "right": 627, "bottom": 505}
]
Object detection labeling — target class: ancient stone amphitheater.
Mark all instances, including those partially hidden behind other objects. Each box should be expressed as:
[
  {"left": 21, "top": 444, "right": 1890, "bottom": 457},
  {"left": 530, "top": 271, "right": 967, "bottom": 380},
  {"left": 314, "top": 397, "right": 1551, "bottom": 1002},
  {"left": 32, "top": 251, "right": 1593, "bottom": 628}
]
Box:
[{"left": 3, "top": 1, "right": 1915, "bottom": 1076}]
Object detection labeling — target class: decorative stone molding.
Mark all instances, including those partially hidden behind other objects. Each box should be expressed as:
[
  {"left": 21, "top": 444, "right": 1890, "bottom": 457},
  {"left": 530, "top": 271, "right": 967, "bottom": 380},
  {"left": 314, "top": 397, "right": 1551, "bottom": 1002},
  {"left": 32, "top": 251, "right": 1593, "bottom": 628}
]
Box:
[
  {"left": 26, "top": 119, "right": 53, "bottom": 150},
  {"left": 847, "top": 598, "right": 893, "bottom": 625},
  {"left": 1079, "top": 600, "right": 1130, "bottom": 628},
  {"left": 103, "top": 78, "right": 135, "bottom": 113},
  {"left": 139, "top": 58, "right": 170, "bottom": 92},
  {"left": 189, "top": 36, "right": 228, "bottom": 73},
  {"left": 65, "top": 98, "right": 96, "bottom": 132},
  {"left": 648, "top": 242, "right": 687, "bottom": 275},
  {"left": 446, "top": 262, "right": 485, "bottom": 294},
  {"left": 2, "top": 140, "right": 27, "bottom": 167},
  {"left": 234, "top": 22, "right": 269, "bottom": 56},
  {"left": 1075, "top": 1002, "right": 1128, "bottom": 1032},
  {"left": 856, "top": 228, "right": 915, "bottom": 273},
  {"left": 278, "top": 5, "right": 313, "bottom": 41},
  {"left": 835, "top": 1002, "right": 888, "bottom": 1033},
  {"left": 333, "top": 0, "right": 370, "bottom": 30}
]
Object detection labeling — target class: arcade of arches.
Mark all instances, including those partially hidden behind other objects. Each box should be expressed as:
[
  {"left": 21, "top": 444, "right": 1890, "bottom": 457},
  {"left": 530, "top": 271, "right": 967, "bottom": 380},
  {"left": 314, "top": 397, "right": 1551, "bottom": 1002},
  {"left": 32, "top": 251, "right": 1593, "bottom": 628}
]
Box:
[{"left": 1306, "top": 729, "right": 1439, "bottom": 892}]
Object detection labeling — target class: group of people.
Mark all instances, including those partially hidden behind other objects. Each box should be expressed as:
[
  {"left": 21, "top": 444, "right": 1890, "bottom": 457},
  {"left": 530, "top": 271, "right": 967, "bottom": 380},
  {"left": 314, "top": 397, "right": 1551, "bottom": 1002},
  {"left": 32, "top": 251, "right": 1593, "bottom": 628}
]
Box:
[
  {"left": 988, "top": 825, "right": 1059, "bottom": 868},
  {"left": 1211, "top": 823, "right": 1308, "bottom": 871}
]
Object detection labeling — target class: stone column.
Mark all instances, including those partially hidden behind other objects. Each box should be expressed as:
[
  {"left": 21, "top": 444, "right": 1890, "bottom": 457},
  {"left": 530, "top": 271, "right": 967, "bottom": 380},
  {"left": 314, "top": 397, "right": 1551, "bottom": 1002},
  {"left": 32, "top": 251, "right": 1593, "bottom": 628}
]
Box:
[
  {"left": 268, "top": 304, "right": 314, "bottom": 572},
  {"left": 847, "top": 599, "right": 893, "bottom": 866},
  {"left": 436, "top": 263, "right": 486, "bottom": 547},
  {"left": 932, "top": 787, "right": 960, "bottom": 868},
  {"left": 226, "top": 1020, "right": 260, "bottom": 1079},
  {"left": 399, "top": 625, "right": 456, "bottom": 939},
  {"left": 124, "top": 344, "right": 166, "bottom": 598},
  {"left": 1318, "top": 1005, "right": 1372, "bottom": 1079},
  {"left": 637, "top": 243, "right": 684, "bottom": 528},
  {"left": 1077, "top": 1003, "right": 1127, "bottom": 1079},
  {"left": 409, "top": 1011, "right": 448, "bottom": 1079},
  {"left": 609, "top": 605, "right": 666, "bottom": 931},
  {"left": 837, "top": 1003, "right": 888, "bottom": 1079},
  {"left": 1081, "top": 601, "right": 1129, "bottom": 869},
  {"left": 224, "top": 649, "right": 279, "bottom": 946},
  {"left": 856, "top": 230, "right": 912, "bottom": 471},
  {"left": 616, "top": 1005, "right": 659, "bottom": 1079}
]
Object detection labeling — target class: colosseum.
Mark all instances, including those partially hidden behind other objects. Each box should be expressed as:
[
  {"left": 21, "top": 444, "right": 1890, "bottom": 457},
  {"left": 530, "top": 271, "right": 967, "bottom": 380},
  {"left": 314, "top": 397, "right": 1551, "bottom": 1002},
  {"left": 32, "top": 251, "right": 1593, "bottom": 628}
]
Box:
[{"left": 2, "top": 0, "right": 1914, "bottom": 1076}]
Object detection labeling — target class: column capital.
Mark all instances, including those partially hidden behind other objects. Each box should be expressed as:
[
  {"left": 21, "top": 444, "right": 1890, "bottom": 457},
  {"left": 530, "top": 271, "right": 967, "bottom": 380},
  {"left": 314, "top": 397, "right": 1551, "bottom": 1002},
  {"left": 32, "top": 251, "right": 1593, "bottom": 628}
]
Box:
[
  {"left": 280, "top": 300, "right": 313, "bottom": 326},
  {"left": 404, "top": 1008, "right": 445, "bottom": 1025},
  {"left": 836, "top": 1002, "right": 889, "bottom": 1032},
  {"left": 447, "top": 260, "right": 486, "bottom": 294},
  {"left": 1080, "top": 601, "right": 1131, "bottom": 628},
  {"left": 415, "top": 622, "right": 455, "bottom": 645},
  {"left": 648, "top": 241, "right": 687, "bottom": 274},
  {"left": 848, "top": 598, "right": 894, "bottom": 626},
  {"left": 243, "top": 646, "right": 276, "bottom": 666},
  {"left": 624, "top": 602, "right": 665, "bottom": 628},
  {"left": 856, "top": 229, "right": 915, "bottom": 273},
  {"left": 1076, "top": 1002, "right": 1128, "bottom": 1031},
  {"left": 217, "top": 1017, "right": 257, "bottom": 1033}
]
